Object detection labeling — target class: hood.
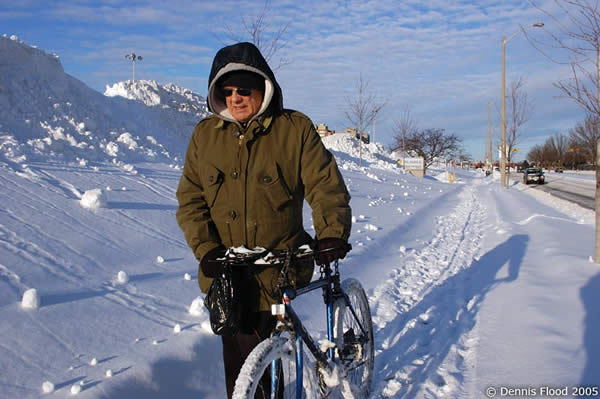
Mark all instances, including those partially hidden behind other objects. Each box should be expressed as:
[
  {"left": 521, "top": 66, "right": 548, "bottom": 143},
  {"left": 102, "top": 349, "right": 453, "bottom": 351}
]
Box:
[{"left": 207, "top": 42, "right": 283, "bottom": 124}]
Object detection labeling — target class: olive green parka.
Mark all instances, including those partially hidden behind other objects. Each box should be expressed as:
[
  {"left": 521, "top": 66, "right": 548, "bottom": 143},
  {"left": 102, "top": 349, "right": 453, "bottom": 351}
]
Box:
[{"left": 176, "top": 43, "right": 351, "bottom": 311}]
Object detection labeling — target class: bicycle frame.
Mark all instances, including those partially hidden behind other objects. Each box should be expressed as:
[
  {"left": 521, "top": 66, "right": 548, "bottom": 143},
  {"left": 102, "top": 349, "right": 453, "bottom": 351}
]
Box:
[{"left": 271, "top": 261, "right": 369, "bottom": 398}]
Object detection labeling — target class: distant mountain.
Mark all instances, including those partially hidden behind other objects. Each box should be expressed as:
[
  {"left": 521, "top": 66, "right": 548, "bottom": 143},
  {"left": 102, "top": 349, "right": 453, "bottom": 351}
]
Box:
[{"left": 0, "top": 34, "right": 209, "bottom": 167}]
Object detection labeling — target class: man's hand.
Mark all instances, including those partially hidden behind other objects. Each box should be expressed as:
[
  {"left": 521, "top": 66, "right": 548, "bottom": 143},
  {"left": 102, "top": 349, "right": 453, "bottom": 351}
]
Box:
[
  {"left": 200, "top": 245, "right": 227, "bottom": 277},
  {"left": 315, "top": 238, "right": 349, "bottom": 265}
]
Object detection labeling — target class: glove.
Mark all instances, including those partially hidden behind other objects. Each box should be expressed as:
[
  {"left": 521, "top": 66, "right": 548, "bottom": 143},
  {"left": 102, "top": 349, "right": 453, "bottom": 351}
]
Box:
[
  {"left": 200, "top": 245, "right": 227, "bottom": 277},
  {"left": 315, "top": 238, "right": 349, "bottom": 265}
]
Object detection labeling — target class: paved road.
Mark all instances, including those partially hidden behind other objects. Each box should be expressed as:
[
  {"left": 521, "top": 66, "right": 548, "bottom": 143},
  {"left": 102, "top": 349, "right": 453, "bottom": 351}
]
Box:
[{"left": 525, "top": 173, "right": 595, "bottom": 210}]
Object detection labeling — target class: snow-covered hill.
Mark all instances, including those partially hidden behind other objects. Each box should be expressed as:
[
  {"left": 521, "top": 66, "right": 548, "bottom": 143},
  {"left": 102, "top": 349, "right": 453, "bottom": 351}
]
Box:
[
  {"left": 1, "top": 35, "right": 598, "bottom": 399},
  {"left": 0, "top": 34, "right": 208, "bottom": 171}
]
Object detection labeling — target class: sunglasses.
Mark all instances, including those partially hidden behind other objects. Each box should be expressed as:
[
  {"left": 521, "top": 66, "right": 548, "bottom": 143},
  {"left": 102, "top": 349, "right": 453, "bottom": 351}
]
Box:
[{"left": 222, "top": 87, "right": 253, "bottom": 97}]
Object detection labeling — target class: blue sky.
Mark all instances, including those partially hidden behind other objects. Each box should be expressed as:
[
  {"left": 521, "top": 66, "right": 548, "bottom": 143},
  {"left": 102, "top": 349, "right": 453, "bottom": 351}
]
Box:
[{"left": 1, "top": 0, "right": 587, "bottom": 161}]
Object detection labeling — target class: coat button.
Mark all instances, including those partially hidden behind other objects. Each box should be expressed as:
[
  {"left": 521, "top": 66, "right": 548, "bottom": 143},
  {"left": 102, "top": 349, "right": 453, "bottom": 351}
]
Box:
[
  {"left": 231, "top": 171, "right": 239, "bottom": 179},
  {"left": 262, "top": 175, "right": 272, "bottom": 183},
  {"left": 208, "top": 175, "right": 214, "bottom": 183},
  {"left": 229, "top": 210, "right": 237, "bottom": 219}
]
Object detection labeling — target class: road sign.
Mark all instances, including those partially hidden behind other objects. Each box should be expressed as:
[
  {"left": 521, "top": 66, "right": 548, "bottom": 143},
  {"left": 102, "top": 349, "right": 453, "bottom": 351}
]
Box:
[{"left": 404, "top": 157, "right": 424, "bottom": 170}]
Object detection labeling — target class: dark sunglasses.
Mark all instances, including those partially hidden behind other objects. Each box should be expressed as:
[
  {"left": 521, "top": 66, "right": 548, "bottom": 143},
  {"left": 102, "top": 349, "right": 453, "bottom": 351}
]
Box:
[{"left": 222, "top": 87, "right": 253, "bottom": 97}]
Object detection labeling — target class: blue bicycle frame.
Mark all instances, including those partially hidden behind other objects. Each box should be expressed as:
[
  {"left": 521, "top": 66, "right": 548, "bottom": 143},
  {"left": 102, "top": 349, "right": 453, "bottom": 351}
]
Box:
[{"left": 269, "top": 261, "right": 367, "bottom": 398}]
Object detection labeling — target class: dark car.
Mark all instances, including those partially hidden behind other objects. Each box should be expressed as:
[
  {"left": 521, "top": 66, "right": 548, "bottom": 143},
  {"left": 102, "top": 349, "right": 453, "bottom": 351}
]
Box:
[
  {"left": 523, "top": 167, "right": 545, "bottom": 185},
  {"left": 554, "top": 167, "right": 564, "bottom": 173}
]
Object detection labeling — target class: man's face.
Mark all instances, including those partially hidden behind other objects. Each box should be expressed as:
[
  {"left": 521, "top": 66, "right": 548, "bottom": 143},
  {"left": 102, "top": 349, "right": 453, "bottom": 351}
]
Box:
[{"left": 223, "top": 86, "right": 264, "bottom": 123}]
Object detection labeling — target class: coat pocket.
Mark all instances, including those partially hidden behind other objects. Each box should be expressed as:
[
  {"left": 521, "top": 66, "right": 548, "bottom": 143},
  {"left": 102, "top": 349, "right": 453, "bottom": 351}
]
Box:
[
  {"left": 258, "top": 163, "right": 293, "bottom": 211},
  {"left": 202, "top": 164, "right": 224, "bottom": 208}
]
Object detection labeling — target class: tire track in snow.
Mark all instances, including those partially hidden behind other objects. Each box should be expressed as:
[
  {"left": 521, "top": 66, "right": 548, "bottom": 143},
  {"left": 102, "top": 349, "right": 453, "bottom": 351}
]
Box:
[
  {"left": 102, "top": 284, "right": 187, "bottom": 329},
  {"left": 120, "top": 173, "right": 179, "bottom": 203},
  {"left": 0, "top": 223, "right": 88, "bottom": 286},
  {"left": 0, "top": 174, "right": 139, "bottom": 259},
  {"left": 368, "top": 183, "right": 486, "bottom": 398},
  {"left": 0, "top": 262, "right": 26, "bottom": 299}
]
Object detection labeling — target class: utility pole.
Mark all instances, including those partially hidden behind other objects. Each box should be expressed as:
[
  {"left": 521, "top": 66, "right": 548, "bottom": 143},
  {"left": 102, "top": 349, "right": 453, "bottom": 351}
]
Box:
[
  {"left": 500, "top": 23, "right": 543, "bottom": 189},
  {"left": 487, "top": 101, "right": 492, "bottom": 169},
  {"left": 125, "top": 53, "right": 143, "bottom": 82}
]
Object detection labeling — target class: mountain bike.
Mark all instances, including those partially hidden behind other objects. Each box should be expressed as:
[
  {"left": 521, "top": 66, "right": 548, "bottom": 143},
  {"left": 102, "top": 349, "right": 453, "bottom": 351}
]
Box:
[{"left": 223, "top": 245, "right": 374, "bottom": 399}]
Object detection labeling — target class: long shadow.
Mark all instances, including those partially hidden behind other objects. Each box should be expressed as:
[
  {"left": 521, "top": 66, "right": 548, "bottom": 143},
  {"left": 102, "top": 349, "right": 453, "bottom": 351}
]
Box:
[
  {"left": 374, "top": 234, "right": 528, "bottom": 397},
  {"left": 98, "top": 335, "right": 225, "bottom": 398},
  {"left": 42, "top": 289, "right": 108, "bottom": 307},
  {"left": 107, "top": 201, "right": 177, "bottom": 211},
  {"left": 579, "top": 272, "right": 600, "bottom": 386}
]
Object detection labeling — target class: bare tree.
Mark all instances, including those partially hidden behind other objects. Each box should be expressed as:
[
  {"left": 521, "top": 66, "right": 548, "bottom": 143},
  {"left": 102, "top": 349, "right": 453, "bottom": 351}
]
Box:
[
  {"left": 529, "top": 0, "right": 600, "bottom": 115},
  {"left": 527, "top": 144, "right": 545, "bottom": 166},
  {"left": 548, "top": 133, "right": 570, "bottom": 166},
  {"left": 569, "top": 114, "right": 600, "bottom": 165},
  {"left": 528, "top": 0, "right": 600, "bottom": 262},
  {"left": 403, "top": 128, "right": 462, "bottom": 170},
  {"left": 344, "top": 74, "right": 386, "bottom": 166},
  {"left": 504, "top": 76, "right": 535, "bottom": 178},
  {"left": 217, "top": 0, "right": 291, "bottom": 70},
  {"left": 391, "top": 106, "right": 418, "bottom": 152}
]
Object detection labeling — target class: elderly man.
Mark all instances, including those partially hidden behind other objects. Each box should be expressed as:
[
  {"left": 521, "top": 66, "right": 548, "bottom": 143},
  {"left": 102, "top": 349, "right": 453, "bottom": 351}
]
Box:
[{"left": 176, "top": 42, "right": 351, "bottom": 398}]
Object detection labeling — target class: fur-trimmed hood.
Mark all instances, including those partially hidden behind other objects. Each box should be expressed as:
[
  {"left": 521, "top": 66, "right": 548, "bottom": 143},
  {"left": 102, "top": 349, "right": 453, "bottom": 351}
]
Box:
[{"left": 207, "top": 42, "right": 283, "bottom": 124}]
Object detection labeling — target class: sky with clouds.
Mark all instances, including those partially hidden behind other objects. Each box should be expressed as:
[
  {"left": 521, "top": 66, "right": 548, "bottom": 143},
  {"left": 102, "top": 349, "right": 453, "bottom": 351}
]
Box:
[{"left": 1, "top": 0, "right": 591, "bottom": 161}]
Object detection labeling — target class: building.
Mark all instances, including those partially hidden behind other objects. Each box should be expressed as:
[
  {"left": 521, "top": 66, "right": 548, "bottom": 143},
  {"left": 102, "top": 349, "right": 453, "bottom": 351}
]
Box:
[{"left": 316, "top": 124, "right": 336, "bottom": 137}]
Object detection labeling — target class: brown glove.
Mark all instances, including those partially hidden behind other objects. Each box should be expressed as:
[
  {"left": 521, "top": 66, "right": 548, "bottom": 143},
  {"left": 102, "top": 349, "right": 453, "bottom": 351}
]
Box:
[{"left": 315, "top": 238, "right": 350, "bottom": 265}]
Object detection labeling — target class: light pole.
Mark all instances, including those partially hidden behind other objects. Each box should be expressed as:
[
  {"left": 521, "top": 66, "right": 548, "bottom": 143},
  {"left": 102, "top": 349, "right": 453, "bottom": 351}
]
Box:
[
  {"left": 487, "top": 100, "right": 492, "bottom": 170},
  {"left": 125, "top": 53, "right": 143, "bottom": 83},
  {"left": 501, "top": 23, "right": 543, "bottom": 188}
]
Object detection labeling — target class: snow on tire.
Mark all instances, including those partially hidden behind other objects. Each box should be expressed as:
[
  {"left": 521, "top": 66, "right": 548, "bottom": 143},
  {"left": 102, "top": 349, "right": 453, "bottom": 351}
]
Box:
[{"left": 232, "top": 335, "right": 319, "bottom": 398}]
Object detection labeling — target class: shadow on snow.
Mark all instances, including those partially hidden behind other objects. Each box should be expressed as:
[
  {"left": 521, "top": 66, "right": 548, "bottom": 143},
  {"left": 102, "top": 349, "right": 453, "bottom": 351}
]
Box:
[
  {"left": 98, "top": 335, "right": 225, "bottom": 399},
  {"left": 579, "top": 271, "right": 600, "bottom": 386},
  {"left": 374, "top": 234, "right": 528, "bottom": 397}
]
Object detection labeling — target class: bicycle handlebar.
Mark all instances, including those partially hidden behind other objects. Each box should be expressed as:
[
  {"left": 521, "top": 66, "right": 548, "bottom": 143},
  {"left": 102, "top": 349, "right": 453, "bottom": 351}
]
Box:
[{"left": 208, "top": 243, "right": 352, "bottom": 267}]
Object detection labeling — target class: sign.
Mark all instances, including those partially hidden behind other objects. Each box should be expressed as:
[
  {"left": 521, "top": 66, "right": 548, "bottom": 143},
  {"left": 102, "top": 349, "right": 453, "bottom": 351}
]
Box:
[{"left": 404, "top": 157, "right": 425, "bottom": 170}]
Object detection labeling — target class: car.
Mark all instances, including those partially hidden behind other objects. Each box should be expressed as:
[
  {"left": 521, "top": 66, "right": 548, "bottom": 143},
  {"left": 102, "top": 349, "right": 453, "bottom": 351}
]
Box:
[
  {"left": 554, "top": 167, "right": 564, "bottom": 173},
  {"left": 523, "top": 167, "right": 545, "bottom": 185}
]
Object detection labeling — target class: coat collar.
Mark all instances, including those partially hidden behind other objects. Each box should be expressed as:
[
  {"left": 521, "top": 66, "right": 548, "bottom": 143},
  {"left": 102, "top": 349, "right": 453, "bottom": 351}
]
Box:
[{"left": 215, "top": 115, "right": 274, "bottom": 141}]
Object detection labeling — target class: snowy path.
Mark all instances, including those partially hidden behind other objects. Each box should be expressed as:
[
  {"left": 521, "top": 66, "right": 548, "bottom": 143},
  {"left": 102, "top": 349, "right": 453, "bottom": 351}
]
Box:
[{"left": 367, "top": 180, "right": 487, "bottom": 398}]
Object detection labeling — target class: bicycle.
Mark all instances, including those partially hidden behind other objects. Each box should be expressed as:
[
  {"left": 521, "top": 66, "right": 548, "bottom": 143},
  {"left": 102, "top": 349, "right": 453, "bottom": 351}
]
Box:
[{"left": 220, "top": 245, "right": 374, "bottom": 398}]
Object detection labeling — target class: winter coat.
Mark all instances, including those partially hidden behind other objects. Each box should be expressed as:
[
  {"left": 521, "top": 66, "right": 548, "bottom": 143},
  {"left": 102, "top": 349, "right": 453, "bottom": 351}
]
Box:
[{"left": 176, "top": 42, "right": 351, "bottom": 311}]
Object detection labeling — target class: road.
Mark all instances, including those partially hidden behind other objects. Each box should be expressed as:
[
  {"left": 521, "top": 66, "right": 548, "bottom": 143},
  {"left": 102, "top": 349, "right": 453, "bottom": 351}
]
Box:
[{"left": 520, "top": 172, "right": 595, "bottom": 210}]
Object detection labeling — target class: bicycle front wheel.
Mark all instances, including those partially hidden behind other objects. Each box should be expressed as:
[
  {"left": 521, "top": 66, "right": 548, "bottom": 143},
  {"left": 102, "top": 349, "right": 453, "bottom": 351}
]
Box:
[
  {"left": 232, "top": 335, "right": 319, "bottom": 399},
  {"left": 333, "top": 278, "right": 375, "bottom": 397}
]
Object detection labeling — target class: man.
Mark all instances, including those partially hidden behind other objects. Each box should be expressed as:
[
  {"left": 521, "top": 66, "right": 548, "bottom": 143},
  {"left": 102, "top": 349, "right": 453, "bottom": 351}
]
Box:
[{"left": 176, "top": 42, "right": 351, "bottom": 398}]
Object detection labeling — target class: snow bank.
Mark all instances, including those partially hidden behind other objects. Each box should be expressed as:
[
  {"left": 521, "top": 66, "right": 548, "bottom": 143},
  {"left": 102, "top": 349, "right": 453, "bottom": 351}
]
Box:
[
  {"left": 0, "top": 35, "right": 208, "bottom": 167},
  {"left": 321, "top": 133, "right": 399, "bottom": 171}
]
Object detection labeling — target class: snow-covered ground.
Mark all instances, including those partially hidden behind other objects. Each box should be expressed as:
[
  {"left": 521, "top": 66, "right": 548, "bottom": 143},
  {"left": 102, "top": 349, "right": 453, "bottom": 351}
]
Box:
[{"left": 1, "top": 34, "right": 598, "bottom": 398}]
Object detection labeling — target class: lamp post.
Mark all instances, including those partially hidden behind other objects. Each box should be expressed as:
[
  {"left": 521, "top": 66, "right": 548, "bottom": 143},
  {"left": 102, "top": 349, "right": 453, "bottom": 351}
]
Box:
[
  {"left": 487, "top": 100, "right": 492, "bottom": 170},
  {"left": 501, "top": 23, "right": 544, "bottom": 188},
  {"left": 125, "top": 53, "right": 143, "bottom": 83}
]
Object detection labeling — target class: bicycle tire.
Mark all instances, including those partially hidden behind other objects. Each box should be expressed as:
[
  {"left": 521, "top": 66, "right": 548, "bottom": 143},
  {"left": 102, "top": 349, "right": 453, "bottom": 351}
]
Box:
[
  {"left": 332, "top": 278, "right": 375, "bottom": 397},
  {"left": 232, "top": 335, "right": 319, "bottom": 399}
]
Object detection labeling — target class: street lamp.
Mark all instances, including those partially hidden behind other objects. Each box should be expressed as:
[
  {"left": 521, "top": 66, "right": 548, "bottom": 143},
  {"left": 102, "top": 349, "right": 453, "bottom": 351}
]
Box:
[
  {"left": 501, "top": 22, "right": 544, "bottom": 188},
  {"left": 125, "top": 53, "right": 143, "bottom": 83},
  {"left": 487, "top": 100, "right": 492, "bottom": 170}
]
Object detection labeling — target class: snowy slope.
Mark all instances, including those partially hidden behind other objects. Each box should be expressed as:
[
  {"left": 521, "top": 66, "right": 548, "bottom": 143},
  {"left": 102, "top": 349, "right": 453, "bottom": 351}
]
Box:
[
  {"left": 0, "top": 34, "right": 208, "bottom": 169},
  {"left": 1, "top": 36, "right": 599, "bottom": 399}
]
